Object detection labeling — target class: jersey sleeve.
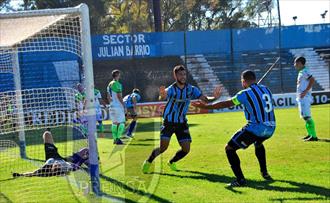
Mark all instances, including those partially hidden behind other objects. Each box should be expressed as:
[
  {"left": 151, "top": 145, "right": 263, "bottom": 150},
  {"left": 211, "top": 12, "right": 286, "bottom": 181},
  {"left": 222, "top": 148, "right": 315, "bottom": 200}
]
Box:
[
  {"left": 231, "top": 90, "right": 246, "bottom": 106},
  {"left": 302, "top": 69, "right": 313, "bottom": 79},
  {"left": 191, "top": 86, "right": 202, "bottom": 99},
  {"left": 111, "top": 81, "right": 122, "bottom": 93}
]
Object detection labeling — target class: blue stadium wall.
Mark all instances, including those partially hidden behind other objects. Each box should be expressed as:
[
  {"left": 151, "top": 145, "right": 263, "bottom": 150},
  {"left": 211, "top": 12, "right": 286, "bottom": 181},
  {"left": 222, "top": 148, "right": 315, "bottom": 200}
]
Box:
[
  {"left": 1, "top": 24, "right": 329, "bottom": 101},
  {"left": 92, "top": 24, "right": 330, "bottom": 60},
  {"left": 91, "top": 24, "right": 330, "bottom": 101}
]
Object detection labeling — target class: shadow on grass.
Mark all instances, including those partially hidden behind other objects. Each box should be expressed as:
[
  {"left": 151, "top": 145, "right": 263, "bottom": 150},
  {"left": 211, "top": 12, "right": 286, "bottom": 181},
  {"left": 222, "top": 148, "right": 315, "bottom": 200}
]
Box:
[
  {"left": 153, "top": 170, "right": 330, "bottom": 200},
  {"left": 26, "top": 157, "right": 45, "bottom": 163},
  {"left": 0, "top": 177, "right": 15, "bottom": 183},
  {"left": 100, "top": 192, "right": 136, "bottom": 203},
  {"left": 318, "top": 138, "right": 330, "bottom": 143},
  {"left": 0, "top": 192, "right": 13, "bottom": 203},
  {"left": 99, "top": 174, "right": 171, "bottom": 203},
  {"left": 270, "top": 197, "right": 327, "bottom": 202},
  {"left": 128, "top": 143, "right": 154, "bottom": 146},
  {"left": 137, "top": 138, "right": 160, "bottom": 142}
]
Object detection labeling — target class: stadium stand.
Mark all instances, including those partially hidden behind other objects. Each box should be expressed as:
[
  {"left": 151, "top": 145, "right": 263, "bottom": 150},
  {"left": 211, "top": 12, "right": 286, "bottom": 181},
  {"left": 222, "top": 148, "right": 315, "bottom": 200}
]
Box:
[
  {"left": 185, "top": 48, "right": 328, "bottom": 96},
  {"left": 290, "top": 48, "right": 329, "bottom": 90},
  {"left": 315, "top": 47, "right": 330, "bottom": 64}
]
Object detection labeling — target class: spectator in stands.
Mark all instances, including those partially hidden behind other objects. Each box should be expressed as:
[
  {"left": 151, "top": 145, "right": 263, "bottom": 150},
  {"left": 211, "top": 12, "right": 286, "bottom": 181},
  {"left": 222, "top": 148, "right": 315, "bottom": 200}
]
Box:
[{"left": 294, "top": 57, "right": 318, "bottom": 141}]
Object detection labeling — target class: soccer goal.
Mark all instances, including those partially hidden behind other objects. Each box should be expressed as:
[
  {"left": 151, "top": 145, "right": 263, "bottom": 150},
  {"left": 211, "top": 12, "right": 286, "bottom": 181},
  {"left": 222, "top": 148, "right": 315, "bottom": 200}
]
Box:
[{"left": 0, "top": 3, "right": 100, "bottom": 197}]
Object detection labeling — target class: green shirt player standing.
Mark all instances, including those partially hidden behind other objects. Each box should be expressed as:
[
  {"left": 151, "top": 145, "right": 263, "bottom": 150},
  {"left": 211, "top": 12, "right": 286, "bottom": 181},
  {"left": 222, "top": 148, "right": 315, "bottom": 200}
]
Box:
[
  {"left": 294, "top": 57, "right": 317, "bottom": 141},
  {"left": 107, "top": 69, "right": 126, "bottom": 145}
]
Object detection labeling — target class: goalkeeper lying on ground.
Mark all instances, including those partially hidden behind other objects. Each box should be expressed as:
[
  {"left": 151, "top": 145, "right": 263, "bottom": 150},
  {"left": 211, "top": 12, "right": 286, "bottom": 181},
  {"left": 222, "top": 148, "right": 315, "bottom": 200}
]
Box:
[{"left": 12, "top": 130, "right": 89, "bottom": 177}]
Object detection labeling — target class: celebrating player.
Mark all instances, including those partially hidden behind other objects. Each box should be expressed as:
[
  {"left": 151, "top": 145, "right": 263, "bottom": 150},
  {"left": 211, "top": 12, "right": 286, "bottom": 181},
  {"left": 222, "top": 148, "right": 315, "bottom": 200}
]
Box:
[
  {"left": 294, "top": 57, "right": 318, "bottom": 141},
  {"left": 107, "top": 69, "right": 126, "bottom": 145},
  {"left": 123, "top": 88, "right": 141, "bottom": 138},
  {"left": 12, "top": 130, "right": 89, "bottom": 177},
  {"left": 142, "top": 65, "right": 221, "bottom": 173},
  {"left": 193, "top": 70, "right": 276, "bottom": 187}
]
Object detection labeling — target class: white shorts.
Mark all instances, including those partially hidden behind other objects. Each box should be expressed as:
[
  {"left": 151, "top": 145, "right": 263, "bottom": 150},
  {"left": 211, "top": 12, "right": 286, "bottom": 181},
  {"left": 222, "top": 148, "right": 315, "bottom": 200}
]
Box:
[
  {"left": 110, "top": 106, "right": 125, "bottom": 123},
  {"left": 297, "top": 96, "right": 313, "bottom": 118}
]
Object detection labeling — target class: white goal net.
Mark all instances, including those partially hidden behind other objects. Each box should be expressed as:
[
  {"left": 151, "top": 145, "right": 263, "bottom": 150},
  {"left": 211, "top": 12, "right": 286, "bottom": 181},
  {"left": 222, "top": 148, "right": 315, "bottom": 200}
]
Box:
[{"left": 0, "top": 4, "right": 100, "bottom": 201}]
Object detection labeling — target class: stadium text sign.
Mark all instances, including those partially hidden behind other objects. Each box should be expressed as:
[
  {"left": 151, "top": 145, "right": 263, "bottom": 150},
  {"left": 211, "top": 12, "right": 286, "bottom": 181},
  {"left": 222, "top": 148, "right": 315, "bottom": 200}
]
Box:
[
  {"left": 100, "top": 102, "right": 208, "bottom": 120},
  {"left": 94, "top": 34, "right": 151, "bottom": 59},
  {"left": 213, "top": 90, "right": 330, "bottom": 113},
  {"left": 28, "top": 91, "right": 329, "bottom": 124}
]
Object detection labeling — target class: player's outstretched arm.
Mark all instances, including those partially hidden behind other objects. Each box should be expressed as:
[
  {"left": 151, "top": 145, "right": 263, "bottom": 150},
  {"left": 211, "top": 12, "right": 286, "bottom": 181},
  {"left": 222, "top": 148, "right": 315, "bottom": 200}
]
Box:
[
  {"left": 192, "top": 99, "right": 234, "bottom": 110},
  {"left": 198, "top": 86, "right": 222, "bottom": 103},
  {"left": 159, "top": 86, "right": 167, "bottom": 100}
]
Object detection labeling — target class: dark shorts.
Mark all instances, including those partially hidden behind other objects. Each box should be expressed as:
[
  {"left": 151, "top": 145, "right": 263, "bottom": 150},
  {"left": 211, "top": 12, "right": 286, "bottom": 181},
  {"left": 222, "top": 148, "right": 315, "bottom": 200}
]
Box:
[
  {"left": 160, "top": 121, "right": 191, "bottom": 143},
  {"left": 44, "top": 143, "right": 63, "bottom": 161},
  {"left": 126, "top": 108, "right": 138, "bottom": 118},
  {"left": 228, "top": 126, "right": 270, "bottom": 150}
]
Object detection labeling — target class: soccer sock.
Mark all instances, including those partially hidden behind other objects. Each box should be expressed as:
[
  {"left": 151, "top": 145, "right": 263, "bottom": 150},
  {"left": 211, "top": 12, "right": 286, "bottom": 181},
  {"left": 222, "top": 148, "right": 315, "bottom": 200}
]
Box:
[
  {"left": 97, "top": 121, "right": 104, "bottom": 132},
  {"left": 226, "top": 149, "right": 245, "bottom": 180},
  {"left": 147, "top": 147, "right": 161, "bottom": 163},
  {"left": 127, "top": 120, "right": 137, "bottom": 135},
  {"left": 169, "top": 150, "right": 188, "bottom": 163},
  {"left": 117, "top": 123, "right": 125, "bottom": 139},
  {"left": 306, "top": 118, "right": 317, "bottom": 138},
  {"left": 255, "top": 144, "right": 267, "bottom": 173},
  {"left": 112, "top": 124, "right": 118, "bottom": 140}
]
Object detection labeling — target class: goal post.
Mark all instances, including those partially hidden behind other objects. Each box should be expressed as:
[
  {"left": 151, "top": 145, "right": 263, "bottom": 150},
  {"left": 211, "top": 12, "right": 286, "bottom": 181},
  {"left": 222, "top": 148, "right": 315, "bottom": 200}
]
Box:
[
  {"left": 79, "top": 4, "right": 100, "bottom": 195},
  {"left": 0, "top": 3, "right": 100, "bottom": 195},
  {"left": 12, "top": 51, "right": 27, "bottom": 159}
]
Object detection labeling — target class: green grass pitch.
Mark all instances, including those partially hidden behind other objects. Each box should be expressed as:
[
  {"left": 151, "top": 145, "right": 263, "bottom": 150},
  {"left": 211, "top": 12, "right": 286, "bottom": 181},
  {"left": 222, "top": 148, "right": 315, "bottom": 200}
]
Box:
[{"left": 1, "top": 104, "right": 329, "bottom": 202}]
